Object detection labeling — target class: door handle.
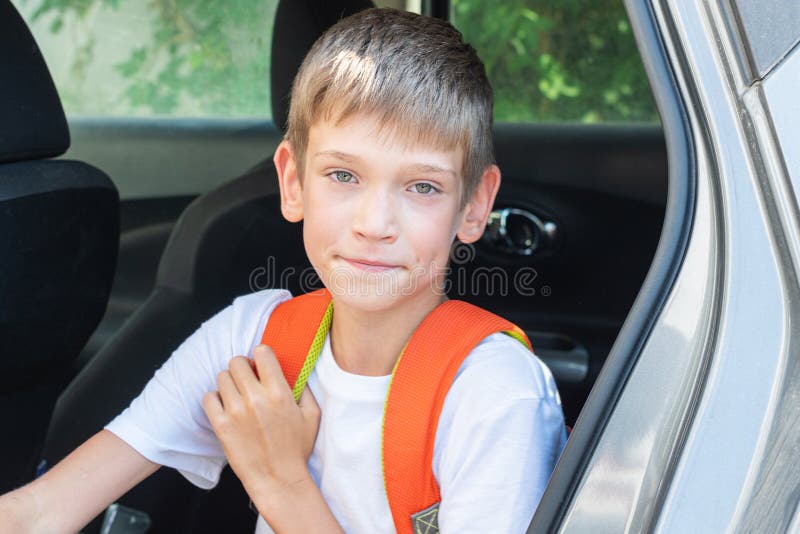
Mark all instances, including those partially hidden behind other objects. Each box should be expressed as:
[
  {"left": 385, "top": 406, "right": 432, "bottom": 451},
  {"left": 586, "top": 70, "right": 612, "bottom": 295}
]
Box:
[{"left": 483, "top": 207, "right": 557, "bottom": 256}]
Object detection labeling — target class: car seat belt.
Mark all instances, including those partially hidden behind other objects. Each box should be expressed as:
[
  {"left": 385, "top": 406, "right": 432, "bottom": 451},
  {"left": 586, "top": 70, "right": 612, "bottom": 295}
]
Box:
[{"left": 261, "top": 288, "right": 531, "bottom": 534}]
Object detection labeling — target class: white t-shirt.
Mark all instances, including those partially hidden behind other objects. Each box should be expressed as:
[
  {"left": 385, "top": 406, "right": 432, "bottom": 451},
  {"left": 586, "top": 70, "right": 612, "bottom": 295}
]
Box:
[{"left": 106, "top": 289, "right": 567, "bottom": 533}]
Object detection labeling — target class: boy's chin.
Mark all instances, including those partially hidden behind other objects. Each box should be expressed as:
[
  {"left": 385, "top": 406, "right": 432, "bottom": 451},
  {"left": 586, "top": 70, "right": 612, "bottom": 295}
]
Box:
[
  {"left": 327, "top": 286, "right": 403, "bottom": 312},
  {"left": 326, "top": 284, "right": 442, "bottom": 314}
]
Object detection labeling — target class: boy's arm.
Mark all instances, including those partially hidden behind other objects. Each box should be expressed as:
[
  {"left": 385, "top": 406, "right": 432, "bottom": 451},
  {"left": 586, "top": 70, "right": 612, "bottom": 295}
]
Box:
[
  {"left": 0, "top": 430, "right": 159, "bottom": 534},
  {"left": 435, "top": 344, "right": 567, "bottom": 533},
  {"left": 203, "top": 345, "right": 344, "bottom": 534}
]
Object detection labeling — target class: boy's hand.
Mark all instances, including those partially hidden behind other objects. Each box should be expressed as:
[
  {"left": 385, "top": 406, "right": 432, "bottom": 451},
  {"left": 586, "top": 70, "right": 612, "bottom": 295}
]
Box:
[{"left": 202, "top": 345, "right": 321, "bottom": 501}]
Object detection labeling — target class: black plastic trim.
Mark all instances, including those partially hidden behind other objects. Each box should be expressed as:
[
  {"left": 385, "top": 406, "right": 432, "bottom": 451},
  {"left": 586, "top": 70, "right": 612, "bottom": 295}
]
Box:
[
  {"left": 527, "top": 0, "right": 697, "bottom": 530},
  {"left": 422, "top": 0, "right": 449, "bottom": 20}
]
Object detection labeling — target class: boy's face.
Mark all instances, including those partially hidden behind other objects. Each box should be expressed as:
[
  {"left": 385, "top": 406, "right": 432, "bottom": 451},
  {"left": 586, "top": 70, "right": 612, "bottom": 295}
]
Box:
[{"left": 275, "top": 113, "right": 499, "bottom": 313}]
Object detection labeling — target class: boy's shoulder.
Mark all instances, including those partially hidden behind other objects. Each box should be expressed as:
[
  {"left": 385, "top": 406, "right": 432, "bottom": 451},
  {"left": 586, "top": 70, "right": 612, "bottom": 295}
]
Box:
[
  {"left": 229, "top": 287, "right": 293, "bottom": 315},
  {"left": 454, "top": 332, "right": 561, "bottom": 405},
  {"left": 221, "top": 289, "right": 293, "bottom": 328},
  {"left": 211, "top": 288, "right": 293, "bottom": 356}
]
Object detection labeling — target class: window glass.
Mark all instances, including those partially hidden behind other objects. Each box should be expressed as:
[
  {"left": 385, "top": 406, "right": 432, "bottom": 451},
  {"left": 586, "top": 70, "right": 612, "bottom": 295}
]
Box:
[
  {"left": 451, "top": 0, "right": 659, "bottom": 123},
  {"left": 11, "top": 0, "right": 277, "bottom": 118},
  {"left": 730, "top": 0, "right": 800, "bottom": 78}
]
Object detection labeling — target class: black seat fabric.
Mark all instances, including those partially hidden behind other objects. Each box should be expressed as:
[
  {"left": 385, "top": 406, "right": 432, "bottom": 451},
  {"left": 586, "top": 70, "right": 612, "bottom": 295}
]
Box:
[
  {"left": 41, "top": 1, "right": 371, "bottom": 532},
  {"left": 0, "top": 1, "right": 119, "bottom": 492},
  {"left": 0, "top": 1, "right": 69, "bottom": 163}
]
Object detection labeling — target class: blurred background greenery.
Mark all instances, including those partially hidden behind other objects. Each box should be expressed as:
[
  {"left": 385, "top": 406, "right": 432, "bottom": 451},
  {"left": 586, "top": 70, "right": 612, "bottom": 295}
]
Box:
[
  {"left": 453, "top": 0, "right": 658, "bottom": 122},
  {"left": 12, "top": 0, "right": 658, "bottom": 123}
]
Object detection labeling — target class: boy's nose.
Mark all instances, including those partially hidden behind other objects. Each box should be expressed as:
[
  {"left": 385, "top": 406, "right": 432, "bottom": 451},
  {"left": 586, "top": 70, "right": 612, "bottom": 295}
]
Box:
[{"left": 352, "top": 187, "right": 397, "bottom": 243}]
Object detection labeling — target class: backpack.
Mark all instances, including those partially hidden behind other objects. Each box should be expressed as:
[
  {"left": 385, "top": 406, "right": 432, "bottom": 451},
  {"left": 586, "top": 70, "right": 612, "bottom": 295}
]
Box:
[{"left": 261, "top": 288, "right": 531, "bottom": 534}]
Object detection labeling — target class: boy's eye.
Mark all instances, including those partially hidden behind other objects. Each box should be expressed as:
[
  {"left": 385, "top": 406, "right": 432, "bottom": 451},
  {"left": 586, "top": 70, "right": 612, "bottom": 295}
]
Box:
[
  {"left": 411, "top": 183, "right": 437, "bottom": 194},
  {"left": 331, "top": 170, "right": 356, "bottom": 183}
]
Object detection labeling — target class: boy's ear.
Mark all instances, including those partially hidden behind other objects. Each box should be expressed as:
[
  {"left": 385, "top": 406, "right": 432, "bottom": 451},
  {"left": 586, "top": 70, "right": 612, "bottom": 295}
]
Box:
[
  {"left": 274, "top": 140, "right": 304, "bottom": 222},
  {"left": 456, "top": 164, "right": 501, "bottom": 244}
]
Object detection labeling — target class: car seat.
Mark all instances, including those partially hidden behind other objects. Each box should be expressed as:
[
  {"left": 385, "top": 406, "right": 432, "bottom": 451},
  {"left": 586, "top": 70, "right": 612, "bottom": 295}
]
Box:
[
  {"left": 0, "top": 0, "right": 119, "bottom": 493},
  {"left": 39, "top": 1, "right": 372, "bottom": 532}
]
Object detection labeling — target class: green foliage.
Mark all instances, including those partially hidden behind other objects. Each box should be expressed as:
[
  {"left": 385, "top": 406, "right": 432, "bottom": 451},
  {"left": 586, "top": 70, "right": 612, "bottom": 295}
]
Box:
[
  {"left": 23, "top": 0, "right": 274, "bottom": 117},
  {"left": 453, "top": 0, "right": 659, "bottom": 123},
  {"left": 19, "top": 0, "right": 656, "bottom": 122}
]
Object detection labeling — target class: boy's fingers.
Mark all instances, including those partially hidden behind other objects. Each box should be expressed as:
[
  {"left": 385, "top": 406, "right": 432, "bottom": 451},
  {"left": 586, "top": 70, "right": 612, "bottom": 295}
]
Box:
[
  {"left": 253, "top": 345, "right": 292, "bottom": 397},
  {"left": 216, "top": 369, "right": 240, "bottom": 407},
  {"left": 298, "top": 388, "right": 321, "bottom": 421},
  {"left": 298, "top": 389, "right": 321, "bottom": 448},
  {"left": 228, "top": 355, "right": 261, "bottom": 397},
  {"left": 202, "top": 391, "right": 224, "bottom": 422}
]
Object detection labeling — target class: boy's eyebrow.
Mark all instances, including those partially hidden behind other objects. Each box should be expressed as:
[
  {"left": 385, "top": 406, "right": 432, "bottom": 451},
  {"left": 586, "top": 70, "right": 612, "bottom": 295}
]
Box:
[
  {"left": 403, "top": 163, "right": 458, "bottom": 178},
  {"left": 314, "top": 150, "right": 457, "bottom": 177},
  {"left": 313, "top": 150, "right": 361, "bottom": 163}
]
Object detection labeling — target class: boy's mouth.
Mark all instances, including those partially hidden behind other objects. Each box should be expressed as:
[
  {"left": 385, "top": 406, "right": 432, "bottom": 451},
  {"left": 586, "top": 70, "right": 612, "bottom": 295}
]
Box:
[{"left": 342, "top": 257, "right": 402, "bottom": 273}]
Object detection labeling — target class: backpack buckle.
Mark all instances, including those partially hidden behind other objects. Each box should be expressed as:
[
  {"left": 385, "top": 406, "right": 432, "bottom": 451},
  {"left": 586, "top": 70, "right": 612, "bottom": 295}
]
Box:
[{"left": 410, "top": 502, "right": 439, "bottom": 534}]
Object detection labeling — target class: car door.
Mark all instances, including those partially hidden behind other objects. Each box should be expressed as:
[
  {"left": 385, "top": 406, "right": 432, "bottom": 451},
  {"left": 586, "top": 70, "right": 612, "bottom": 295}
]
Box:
[{"left": 532, "top": 0, "right": 800, "bottom": 531}]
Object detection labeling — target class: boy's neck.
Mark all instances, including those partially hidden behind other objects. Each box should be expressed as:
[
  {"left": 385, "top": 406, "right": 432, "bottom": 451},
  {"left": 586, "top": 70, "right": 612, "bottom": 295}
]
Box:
[{"left": 328, "top": 293, "right": 446, "bottom": 376}]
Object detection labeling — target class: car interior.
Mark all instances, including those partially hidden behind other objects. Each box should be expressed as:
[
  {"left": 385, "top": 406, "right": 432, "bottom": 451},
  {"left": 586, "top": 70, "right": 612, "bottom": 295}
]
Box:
[{"left": 1, "top": 0, "right": 668, "bottom": 531}]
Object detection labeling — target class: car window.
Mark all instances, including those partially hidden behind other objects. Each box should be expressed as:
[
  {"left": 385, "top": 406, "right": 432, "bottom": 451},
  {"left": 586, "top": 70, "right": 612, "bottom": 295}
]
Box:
[
  {"left": 728, "top": 0, "right": 800, "bottom": 78},
  {"left": 451, "top": 0, "right": 659, "bottom": 123},
  {"left": 11, "top": 0, "right": 278, "bottom": 118},
  {"left": 12, "top": 0, "right": 654, "bottom": 124}
]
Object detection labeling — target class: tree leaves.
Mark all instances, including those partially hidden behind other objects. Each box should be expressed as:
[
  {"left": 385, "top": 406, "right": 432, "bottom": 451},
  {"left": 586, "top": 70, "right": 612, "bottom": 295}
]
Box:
[
  {"left": 20, "top": 0, "right": 657, "bottom": 122},
  {"left": 453, "top": 0, "right": 658, "bottom": 123},
  {"left": 22, "top": 0, "right": 273, "bottom": 117}
]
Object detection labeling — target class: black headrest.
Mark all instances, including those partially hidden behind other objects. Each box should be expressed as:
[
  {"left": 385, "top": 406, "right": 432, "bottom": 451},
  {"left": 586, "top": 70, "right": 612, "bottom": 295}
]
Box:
[
  {"left": 0, "top": 1, "right": 70, "bottom": 164},
  {"left": 270, "top": 0, "right": 374, "bottom": 131}
]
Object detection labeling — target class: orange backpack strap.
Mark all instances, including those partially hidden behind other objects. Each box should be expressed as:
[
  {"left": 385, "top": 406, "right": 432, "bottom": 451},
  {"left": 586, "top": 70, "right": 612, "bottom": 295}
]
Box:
[
  {"left": 382, "top": 300, "right": 530, "bottom": 534},
  {"left": 260, "top": 288, "right": 333, "bottom": 401}
]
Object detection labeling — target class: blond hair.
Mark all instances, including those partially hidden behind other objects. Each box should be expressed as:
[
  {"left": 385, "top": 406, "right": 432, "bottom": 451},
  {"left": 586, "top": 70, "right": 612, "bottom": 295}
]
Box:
[{"left": 285, "top": 8, "right": 493, "bottom": 204}]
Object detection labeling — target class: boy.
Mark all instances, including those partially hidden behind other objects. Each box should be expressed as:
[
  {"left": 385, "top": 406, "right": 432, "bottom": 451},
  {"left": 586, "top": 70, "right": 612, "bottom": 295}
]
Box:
[{"left": 0, "top": 8, "right": 566, "bottom": 533}]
